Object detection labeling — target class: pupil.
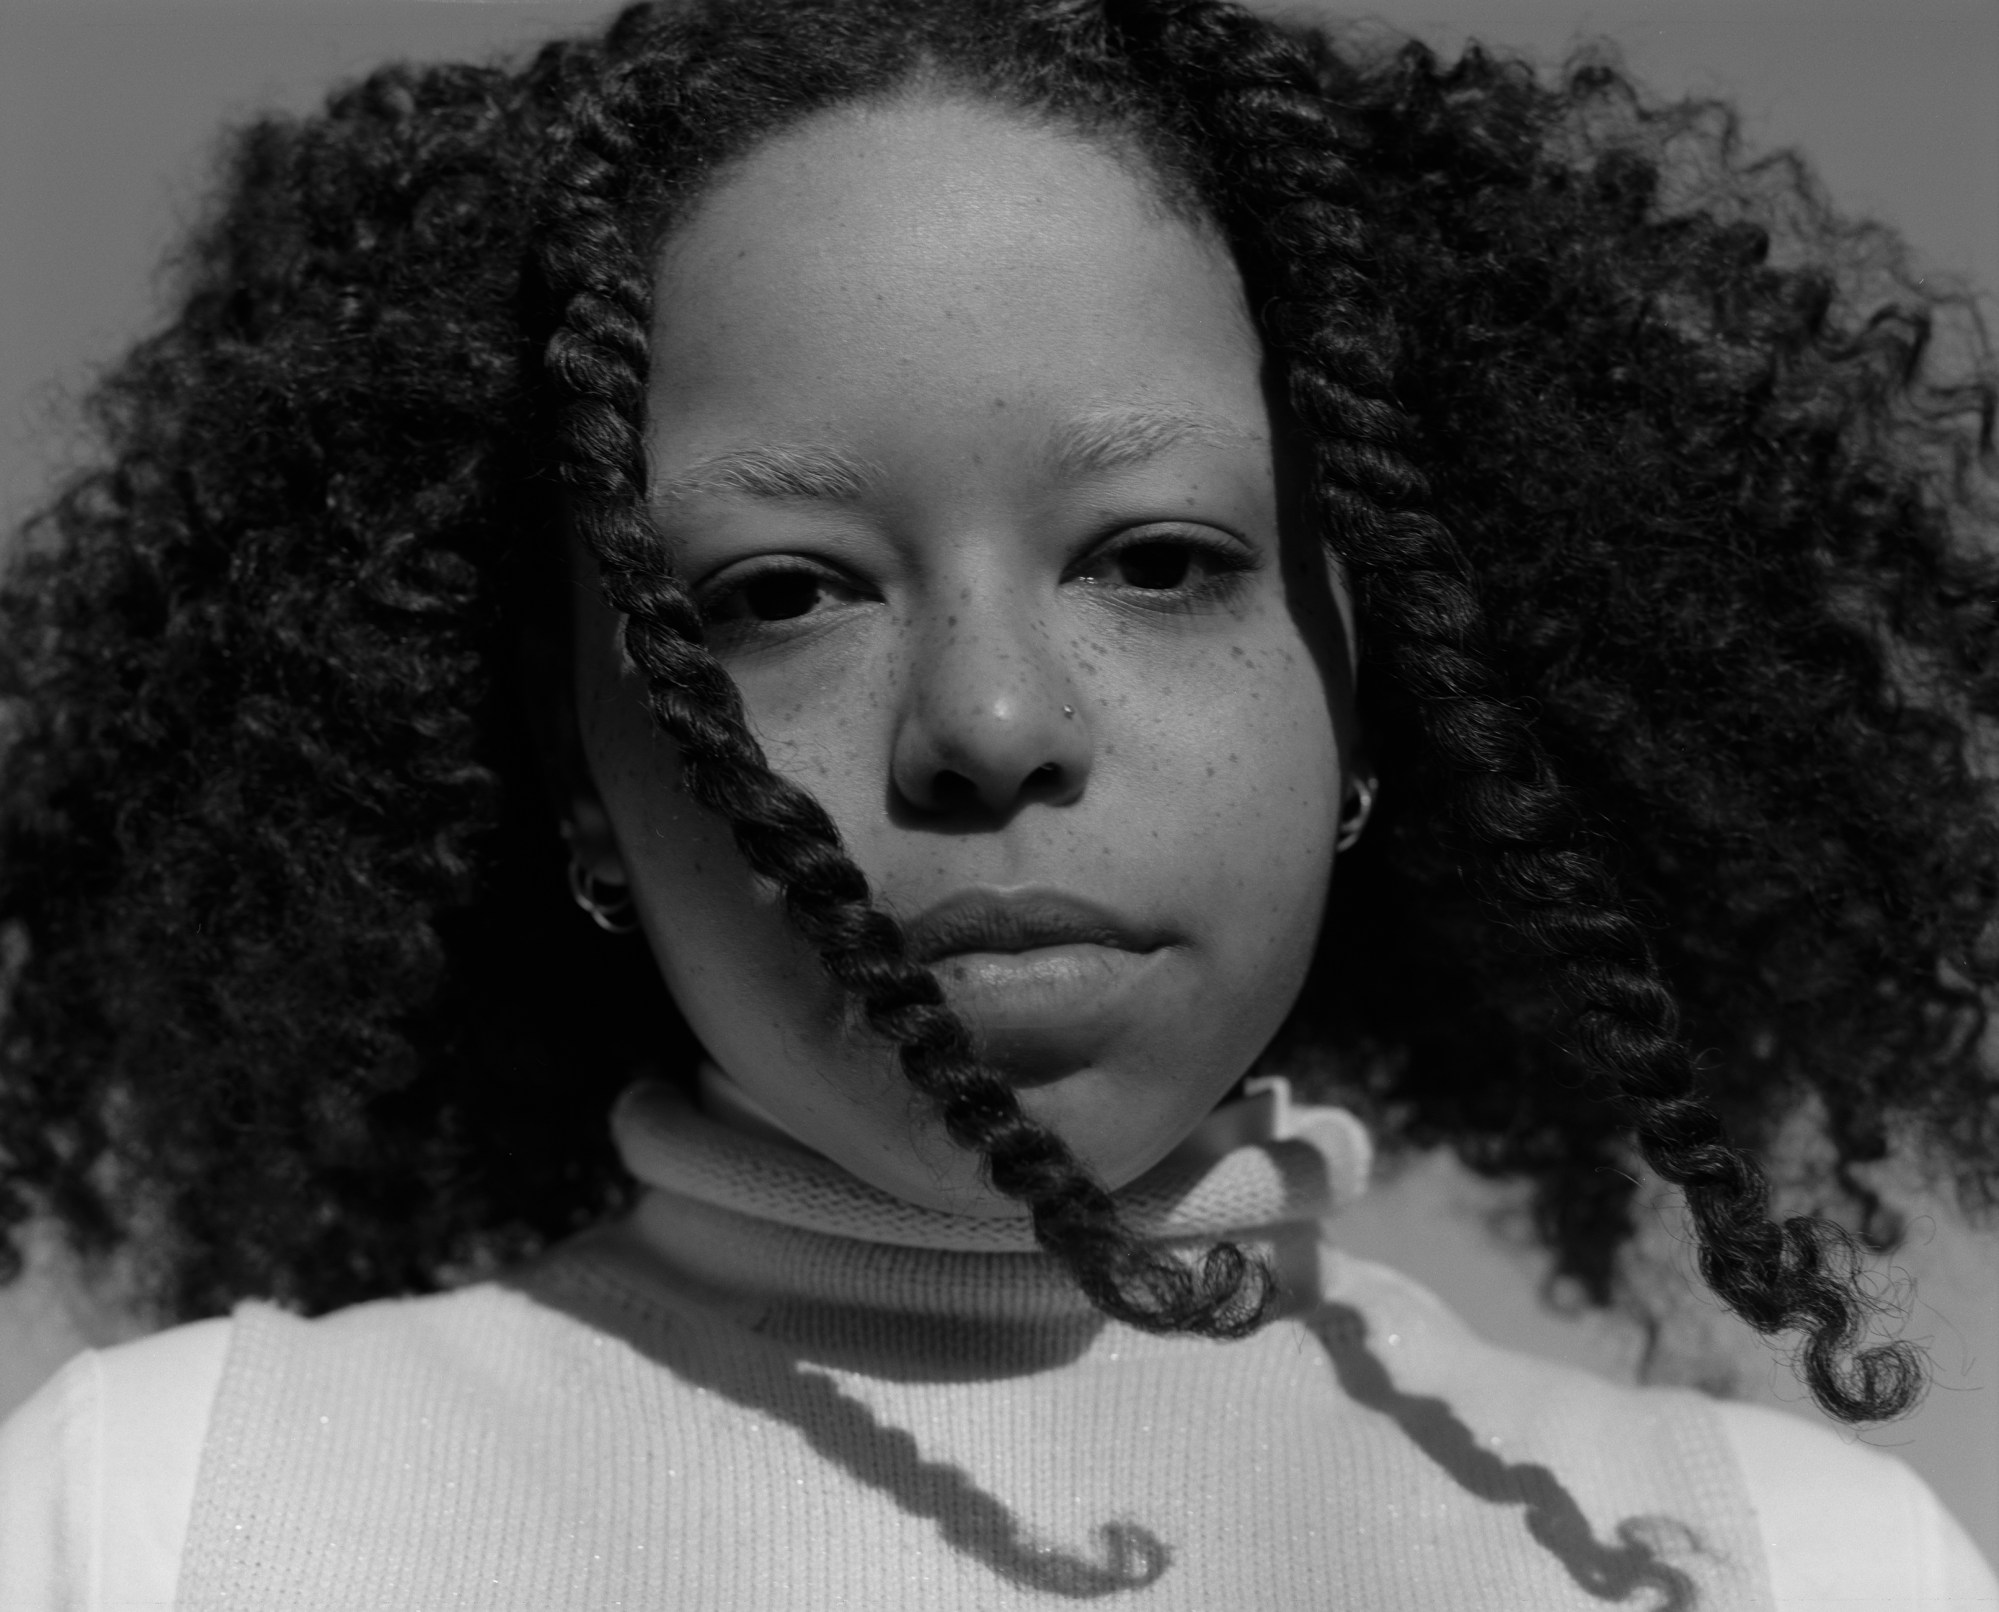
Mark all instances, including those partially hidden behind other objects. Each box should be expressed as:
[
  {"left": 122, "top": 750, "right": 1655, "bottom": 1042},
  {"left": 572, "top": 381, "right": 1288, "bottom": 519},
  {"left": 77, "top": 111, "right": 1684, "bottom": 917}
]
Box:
[
  {"left": 1120, "top": 543, "right": 1190, "bottom": 590},
  {"left": 744, "top": 573, "right": 820, "bottom": 621}
]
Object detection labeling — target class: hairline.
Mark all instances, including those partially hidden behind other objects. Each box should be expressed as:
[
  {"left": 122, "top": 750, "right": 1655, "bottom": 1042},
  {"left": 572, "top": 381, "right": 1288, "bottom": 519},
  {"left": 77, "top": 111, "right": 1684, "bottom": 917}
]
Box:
[{"left": 638, "top": 63, "right": 1229, "bottom": 294}]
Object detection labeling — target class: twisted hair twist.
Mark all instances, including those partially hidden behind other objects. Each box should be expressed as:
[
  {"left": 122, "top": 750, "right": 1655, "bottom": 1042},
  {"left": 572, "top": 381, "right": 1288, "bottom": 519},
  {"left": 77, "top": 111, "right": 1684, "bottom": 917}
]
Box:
[
  {"left": 1099, "top": 0, "right": 1921, "bottom": 1419},
  {"left": 528, "top": 5, "right": 1272, "bottom": 1338}
]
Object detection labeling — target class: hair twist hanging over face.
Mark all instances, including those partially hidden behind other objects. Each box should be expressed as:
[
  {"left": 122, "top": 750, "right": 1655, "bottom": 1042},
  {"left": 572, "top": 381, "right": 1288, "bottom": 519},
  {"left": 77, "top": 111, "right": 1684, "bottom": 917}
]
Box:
[
  {"left": 528, "top": 0, "right": 1273, "bottom": 1338},
  {"left": 2, "top": 0, "right": 1993, "bottom": 1423}
]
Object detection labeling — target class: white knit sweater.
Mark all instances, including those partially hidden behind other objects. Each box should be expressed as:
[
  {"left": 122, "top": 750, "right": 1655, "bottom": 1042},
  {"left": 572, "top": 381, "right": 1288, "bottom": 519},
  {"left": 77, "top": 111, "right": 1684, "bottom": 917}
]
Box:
[{"left": 3, "top": 1078, "right": 1993, "bottom": 1609}]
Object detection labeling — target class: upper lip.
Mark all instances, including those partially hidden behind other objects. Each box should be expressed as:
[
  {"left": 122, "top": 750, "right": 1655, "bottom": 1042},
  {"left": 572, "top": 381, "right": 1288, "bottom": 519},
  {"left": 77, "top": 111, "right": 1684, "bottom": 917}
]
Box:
[{"left": 902, "top": 888, "right": 1159, "bottom": 963}]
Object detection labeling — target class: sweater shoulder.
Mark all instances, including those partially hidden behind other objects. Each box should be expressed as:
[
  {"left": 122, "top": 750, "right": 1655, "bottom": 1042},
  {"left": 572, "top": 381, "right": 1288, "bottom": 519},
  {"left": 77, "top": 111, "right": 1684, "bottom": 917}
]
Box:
[
  {"left": 1319, "top": 1250, "right": 1998, "bottom": 1610},
  {"left": 1316, "top": 1247, "right": 1699, "bottom": 1419},
  {"left": 1712, "top": 1399, "right": 1999, "bottom": 1610},
  {"left": 0, "top": 1315, "right": 231, "bottom": 1612},
  {"left": 0, "top": 1278, "right": 604, "bottom": 1612},
  {"left": 1306, "top": 1250, "right": 1757, "bottom": 1560},
  {"left": 193, "top": 1248, "right": 655, "bottom": 1447}
]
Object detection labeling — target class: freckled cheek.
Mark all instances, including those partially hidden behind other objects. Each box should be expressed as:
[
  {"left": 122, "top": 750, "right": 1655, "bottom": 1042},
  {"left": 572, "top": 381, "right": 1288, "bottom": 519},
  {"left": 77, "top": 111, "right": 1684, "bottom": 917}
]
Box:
[
  {"left": 1116, "top": 644, "right": 1340, "bottom": 948},
  {"left": 735, "top": 642, "right": 905, "bottom": 815}
]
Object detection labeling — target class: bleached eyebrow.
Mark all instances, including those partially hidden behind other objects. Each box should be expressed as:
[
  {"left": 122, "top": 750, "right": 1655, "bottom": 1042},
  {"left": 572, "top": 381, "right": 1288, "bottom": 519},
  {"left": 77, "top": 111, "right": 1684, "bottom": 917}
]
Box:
[
  {"left": 652, "top": 443, "right": 885, "bottom": 506},
  {"left": 1047, "top": 405, "right": 1259, "bottom": 477},
  {"left": 650, "top": 407, "right": 1253, "bottom": 508}
]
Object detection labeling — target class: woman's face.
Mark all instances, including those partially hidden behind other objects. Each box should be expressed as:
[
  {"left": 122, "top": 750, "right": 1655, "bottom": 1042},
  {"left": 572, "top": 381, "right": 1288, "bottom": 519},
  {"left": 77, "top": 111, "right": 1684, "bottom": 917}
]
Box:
[{"left": 573, "top": 95, "right": 1354, "bottom": 1214}]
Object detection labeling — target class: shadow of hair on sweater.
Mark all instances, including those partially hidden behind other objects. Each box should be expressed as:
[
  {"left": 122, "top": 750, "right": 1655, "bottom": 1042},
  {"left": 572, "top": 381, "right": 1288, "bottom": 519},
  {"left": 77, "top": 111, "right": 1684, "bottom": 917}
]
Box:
[
  {"left": 1306, "top": 1305, "right": 1699, "bottom": 1612},
  {"left": 748, "top": 1356, "right": 1169, "bottom": 1597},
  {"left": 518, "top": 1268, "right": 1167, "bottom": 1598}
]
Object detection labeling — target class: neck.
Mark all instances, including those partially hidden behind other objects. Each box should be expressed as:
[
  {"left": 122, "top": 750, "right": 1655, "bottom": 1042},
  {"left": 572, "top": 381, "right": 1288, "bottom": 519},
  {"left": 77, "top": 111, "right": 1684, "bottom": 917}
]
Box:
[{"left": 697, "top": 1060, "right": 815, "bottom": 1152}]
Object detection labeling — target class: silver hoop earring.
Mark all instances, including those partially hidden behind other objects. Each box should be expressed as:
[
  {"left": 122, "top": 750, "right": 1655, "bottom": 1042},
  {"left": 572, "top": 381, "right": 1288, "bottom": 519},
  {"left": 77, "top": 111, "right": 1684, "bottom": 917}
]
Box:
[
  {"left": 567, "top": 854, "right": 640, "bottom": 934},
  {"left": 1335, "top": 775, "right": 1377, "bottom": 853}
]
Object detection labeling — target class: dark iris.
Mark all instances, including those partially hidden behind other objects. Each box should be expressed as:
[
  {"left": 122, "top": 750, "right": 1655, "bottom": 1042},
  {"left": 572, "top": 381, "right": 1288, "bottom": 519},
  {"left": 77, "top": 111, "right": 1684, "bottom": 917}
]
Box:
[
  {"left": 1118, "top": 542, "right": 1192, "bottom": 590},
  {"left": 741, "top": 572, "right": 822, "bottom": 621}
]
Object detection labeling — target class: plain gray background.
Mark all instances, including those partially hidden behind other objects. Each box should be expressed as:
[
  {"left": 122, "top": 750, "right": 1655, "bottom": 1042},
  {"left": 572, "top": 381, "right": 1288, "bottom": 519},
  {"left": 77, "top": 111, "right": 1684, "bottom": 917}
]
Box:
[{"left": 3, "top": 0, "right": 1996, "bottom": 1565}]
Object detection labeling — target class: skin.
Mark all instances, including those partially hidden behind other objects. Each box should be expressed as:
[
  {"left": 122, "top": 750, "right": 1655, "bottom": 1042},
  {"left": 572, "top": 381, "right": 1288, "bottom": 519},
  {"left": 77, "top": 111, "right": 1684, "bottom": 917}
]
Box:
[{"left": 570, "top": 95, "right": 1357, "bottom": 1216}]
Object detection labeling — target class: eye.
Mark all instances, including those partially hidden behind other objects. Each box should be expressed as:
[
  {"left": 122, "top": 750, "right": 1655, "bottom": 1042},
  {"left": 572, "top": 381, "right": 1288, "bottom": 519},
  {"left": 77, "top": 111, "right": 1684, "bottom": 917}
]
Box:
[
  {"left": 696, "top": 560, "right": 873, "bottom": 637},
  {"left": 737, "top": 571, "right": 824, "bottom": 622},
  {"left": 1069, "top": 529, "right": 1258, "bottom": 608},
  {"left": 1107, "top": 540, "right": 1193, "bottom": 590}
]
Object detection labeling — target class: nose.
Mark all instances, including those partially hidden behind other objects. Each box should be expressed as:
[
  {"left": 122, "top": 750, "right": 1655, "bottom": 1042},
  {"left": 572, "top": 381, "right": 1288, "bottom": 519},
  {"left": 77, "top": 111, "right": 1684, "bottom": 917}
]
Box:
[{"left": 891, "top": 595, "right": 1091, "bottom": 818}]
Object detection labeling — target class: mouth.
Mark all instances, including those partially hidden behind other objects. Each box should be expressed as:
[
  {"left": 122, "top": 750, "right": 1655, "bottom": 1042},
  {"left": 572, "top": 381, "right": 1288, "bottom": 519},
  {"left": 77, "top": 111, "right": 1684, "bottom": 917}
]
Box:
[
  {"left": 901, "top": 888, "right": 1170, "bottom": 1078},
  {"left": 903, "top": 888, "right": 1156, "bottom": 962}
]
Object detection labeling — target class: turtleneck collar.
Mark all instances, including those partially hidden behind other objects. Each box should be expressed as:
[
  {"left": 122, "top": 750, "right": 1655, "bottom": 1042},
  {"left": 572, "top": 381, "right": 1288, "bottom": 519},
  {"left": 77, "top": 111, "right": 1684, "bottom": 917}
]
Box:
[
  {"left": 595, "top": 1071, "right": 1369, "bottom": 1338},
  {"left": 613, "top": 1069, "right": 1369, "bottom": 1251}
]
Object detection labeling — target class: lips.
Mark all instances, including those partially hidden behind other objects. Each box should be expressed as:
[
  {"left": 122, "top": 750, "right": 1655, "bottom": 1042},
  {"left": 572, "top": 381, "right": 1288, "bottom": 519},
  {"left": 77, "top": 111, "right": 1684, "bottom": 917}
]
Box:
[
  {"left": 899, "top": 889, "right": 1169, "bottom": 1081},
  {"left": 902, "top": 888, "right": 1155, "bottom": 963}
]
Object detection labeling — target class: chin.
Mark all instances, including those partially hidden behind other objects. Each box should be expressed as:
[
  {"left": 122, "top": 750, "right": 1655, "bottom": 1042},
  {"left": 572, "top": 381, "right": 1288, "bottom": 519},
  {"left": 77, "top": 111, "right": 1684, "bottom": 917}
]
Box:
[{"left": 1011, "top": 1058, "right": 1217, "bottom": 1192}]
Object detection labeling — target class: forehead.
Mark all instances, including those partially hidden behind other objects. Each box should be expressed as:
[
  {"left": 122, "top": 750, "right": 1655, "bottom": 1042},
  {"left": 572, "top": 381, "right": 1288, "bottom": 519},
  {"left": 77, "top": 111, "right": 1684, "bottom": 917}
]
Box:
[{"left": 645, "top": 95, "right": 1266, "bottom": 472}]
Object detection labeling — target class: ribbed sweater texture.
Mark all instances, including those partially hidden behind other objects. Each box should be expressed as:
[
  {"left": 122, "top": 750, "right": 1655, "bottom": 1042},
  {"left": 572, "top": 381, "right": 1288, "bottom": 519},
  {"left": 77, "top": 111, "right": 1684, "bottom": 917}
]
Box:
[{"left": 171, "top": 1081, "right": 1773, "bottom": 1609}]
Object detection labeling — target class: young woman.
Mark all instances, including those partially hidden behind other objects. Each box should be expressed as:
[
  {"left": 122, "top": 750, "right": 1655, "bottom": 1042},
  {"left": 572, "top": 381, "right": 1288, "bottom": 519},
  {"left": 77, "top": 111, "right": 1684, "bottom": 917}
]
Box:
[{"left": 2, "top": 1, "right": 1994, "bottom": 1605}]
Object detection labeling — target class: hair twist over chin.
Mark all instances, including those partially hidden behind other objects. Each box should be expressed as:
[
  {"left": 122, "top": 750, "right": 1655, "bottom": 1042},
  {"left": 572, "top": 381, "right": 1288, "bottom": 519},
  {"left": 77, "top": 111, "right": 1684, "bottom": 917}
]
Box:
[
  {"left": 1104, "top": 0, "right": 1922, "bottom": 1420},
  {"left": 528, "top": 8, "right": 1271, "bottom": 1339}
]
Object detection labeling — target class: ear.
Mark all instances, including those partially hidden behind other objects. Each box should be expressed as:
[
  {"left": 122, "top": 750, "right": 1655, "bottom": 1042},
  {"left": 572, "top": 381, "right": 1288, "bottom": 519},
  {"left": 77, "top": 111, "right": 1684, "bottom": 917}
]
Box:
[
  {"left": 562, "top": 789, "right": 629, "bottom": 887},
  {"left": 1335, "top": 754, "right": 1378, "bottom": 853},
  {"left": 1343, "top": 737, "right": 1375, "bottom": 790}
]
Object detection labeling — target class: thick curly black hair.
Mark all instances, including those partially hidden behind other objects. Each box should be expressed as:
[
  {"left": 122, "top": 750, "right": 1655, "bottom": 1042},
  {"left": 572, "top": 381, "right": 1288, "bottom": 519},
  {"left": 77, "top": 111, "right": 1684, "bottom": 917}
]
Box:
[{"left": 2, "top": 0, "right": 1994, "bottom": 1423}]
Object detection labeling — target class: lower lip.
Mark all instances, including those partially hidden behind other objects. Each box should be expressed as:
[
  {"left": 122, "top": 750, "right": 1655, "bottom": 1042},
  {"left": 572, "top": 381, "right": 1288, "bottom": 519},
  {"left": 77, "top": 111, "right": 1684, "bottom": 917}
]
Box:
[{"left": 926, "top": 942, "right": 1162, "bottom": 1036}]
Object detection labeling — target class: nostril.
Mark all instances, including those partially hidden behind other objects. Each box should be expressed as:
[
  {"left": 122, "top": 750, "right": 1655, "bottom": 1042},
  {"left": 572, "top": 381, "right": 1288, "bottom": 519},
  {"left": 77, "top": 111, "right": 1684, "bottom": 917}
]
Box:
[
  {"left": 931, "top": 770, "right": 980, "bottom": 810},
  {"left": 923, "top": 763, "right": 1065, "bottom": 814}
]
